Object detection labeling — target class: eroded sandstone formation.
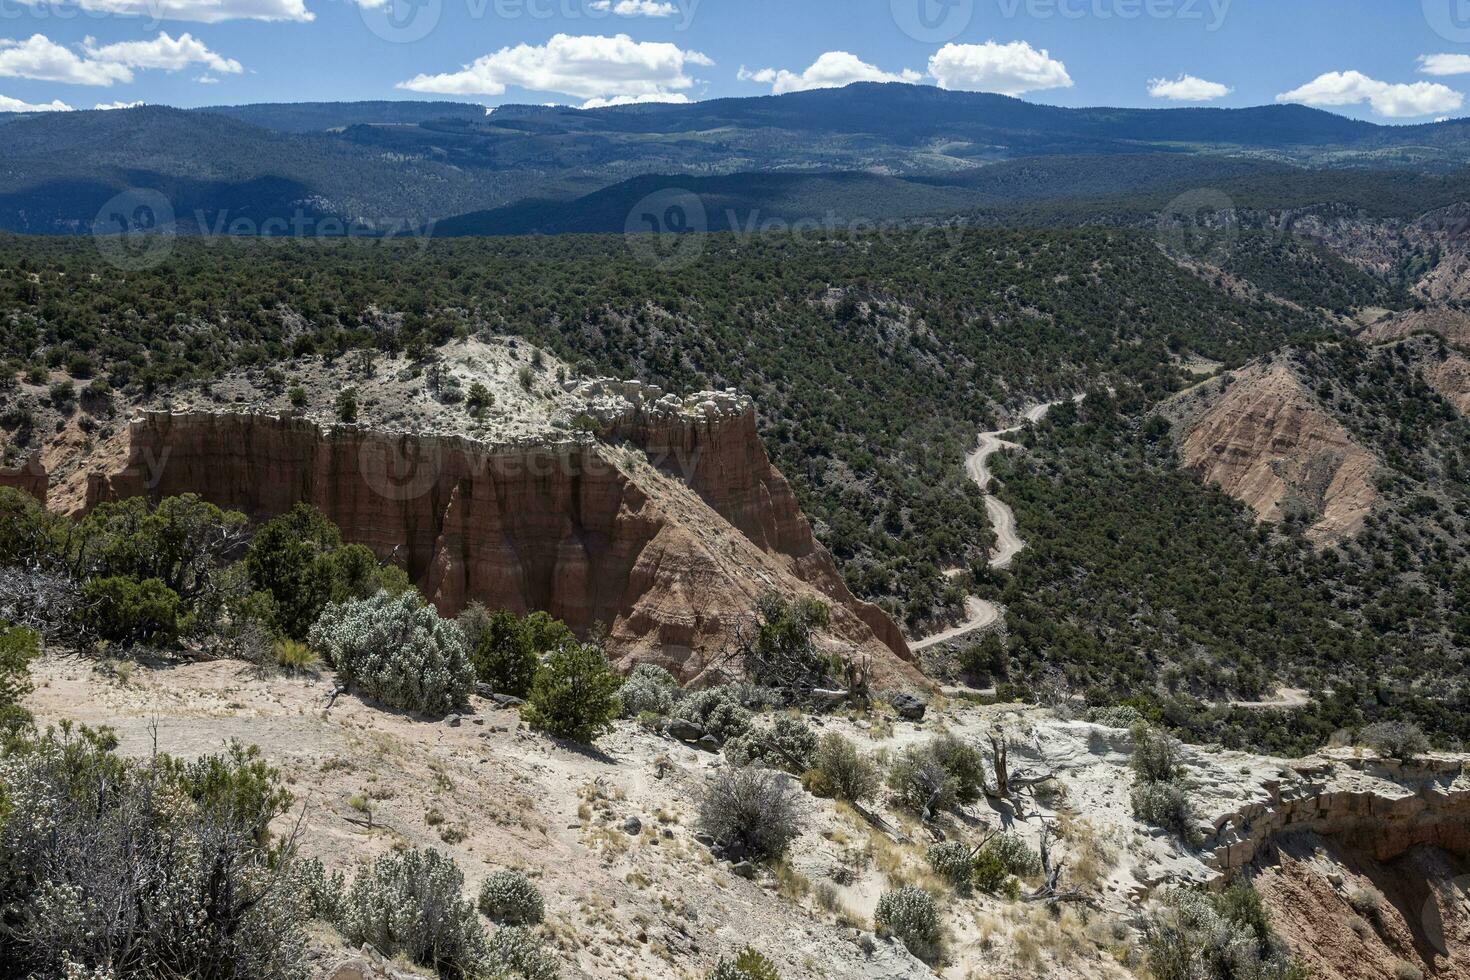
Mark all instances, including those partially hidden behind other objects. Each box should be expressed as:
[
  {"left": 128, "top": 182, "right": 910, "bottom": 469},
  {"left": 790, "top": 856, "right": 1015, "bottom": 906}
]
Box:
[
  {"left": 0, "top": 452, "right": 48, "bottom": 505},
  {"left": 1197, "top": 752, "right": 1470, "bottom": 980},
  {"left": 1173, "top": 363, "right": 1377, "bottom": 543},
  {"left": 85, "top": 394, "right": 923, "bottom": 689}
]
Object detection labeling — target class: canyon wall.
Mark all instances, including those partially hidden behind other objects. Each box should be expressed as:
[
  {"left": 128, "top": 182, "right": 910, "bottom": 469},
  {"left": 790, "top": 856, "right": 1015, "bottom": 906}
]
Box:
[{"left": 86, "top": 403, "right": 923, "bottom": 689}]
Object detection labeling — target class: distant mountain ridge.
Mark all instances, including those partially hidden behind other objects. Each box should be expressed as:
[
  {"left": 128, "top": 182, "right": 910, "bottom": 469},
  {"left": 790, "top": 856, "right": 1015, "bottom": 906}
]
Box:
[{"left": 2, "top": 83, "right": 1470, "bottom": 236}]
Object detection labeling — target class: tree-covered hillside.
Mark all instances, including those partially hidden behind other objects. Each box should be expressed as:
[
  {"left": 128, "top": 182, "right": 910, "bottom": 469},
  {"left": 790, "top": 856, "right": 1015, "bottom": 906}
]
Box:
[
  {"left": 0, "top": 227, "right": 1342, "bottom": 631},
  {"left": 989, "top": 338, "right": 1470, "bottom": 754}
]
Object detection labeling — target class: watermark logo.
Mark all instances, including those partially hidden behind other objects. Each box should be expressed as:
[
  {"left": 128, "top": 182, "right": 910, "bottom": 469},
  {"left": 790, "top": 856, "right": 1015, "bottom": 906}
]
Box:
[
  {"left": 891, "top": 0, "right": 973, "bottom": 42},
  {"left": 624, "top": 188, "right": 707, "bottom": 271},
  {"left": 93, "top": 188, "right": 176, "bottom": 272},
  {"left": 1424, "top": 0, "right": 1470, "bottom": 43},
  {"left": 360, "top": 435, "right": 443, "bottom": 503},
  {"left": 359, "top": 0, "right": 441, "bottom": 43},
  {"left": 1422, "top": 873, "right": 1470, "bottom": 956},
  {"left": 1155, "top": 188, "right": 1237, "bottom": 269},
  {"left": 994, "top": 0, "right": 1230, "bottom": 29}
]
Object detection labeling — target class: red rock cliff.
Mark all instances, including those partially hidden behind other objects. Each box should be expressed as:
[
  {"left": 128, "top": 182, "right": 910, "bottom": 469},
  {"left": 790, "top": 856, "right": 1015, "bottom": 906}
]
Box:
[
  {"left": 87, "top": 405, "right": 923, "bottom": 689},
  {"left": 0, "top": 452, "right": 48, "bottom": 506}
]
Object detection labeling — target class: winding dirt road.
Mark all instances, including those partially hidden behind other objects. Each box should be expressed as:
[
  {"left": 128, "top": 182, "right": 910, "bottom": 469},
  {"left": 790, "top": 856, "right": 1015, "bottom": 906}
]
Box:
[{"left": 912, "top": 400, "right": 1070, "bottom": 652}]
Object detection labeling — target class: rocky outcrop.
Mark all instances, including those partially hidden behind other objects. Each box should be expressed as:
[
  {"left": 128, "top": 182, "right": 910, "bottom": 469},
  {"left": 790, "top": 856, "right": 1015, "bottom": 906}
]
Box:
[
  {"left": 1425, "top": 350, "right": 1470, "bottom": 416},
  {"left": 1202, "top": 753, "right": 1470, "bottom": 876},
  {"left": 0, "top": 452, "right": 47, "bottom": 505},
  {"left": 1172, "top": 364, "right": 1377, "bottom": 543},
  {"left": 1361, "top": 306, "right": 1470, "bottom": 348},
  {"left": 1196, "top": 751, "right": 1470, "bottom": 980},
  {"left": 85, "top": 398, "right": 923, "bottom": 689}
]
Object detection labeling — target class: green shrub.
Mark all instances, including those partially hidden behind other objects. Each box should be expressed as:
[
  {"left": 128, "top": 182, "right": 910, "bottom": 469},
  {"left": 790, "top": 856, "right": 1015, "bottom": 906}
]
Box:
[
  {"left": 1359, "top": 721, "right": 1430, "bottom": 761},
  {"left": 929, "top": 733, "right": 987, "bottom": 803},
  {"left": 887, "top": 744, "right": 957, "bottom": 818},
  {"left": 335, "top": 387, "right": 358, "bottom": 423},
  {"left": 1131, "top": 723, "right": 1184, "bottom": 783},
  {"left": 970, "top": 847, "right": 1012, "bottom": 895},
  {"left": 522, "top": 642, "right": 622, "bottom": 743},
  {"left": 337, "top": 848, "right": 485, "bottom": 979},
  {"left": 468, "top": 610, "right": 573, "bottom": 699},
  {"left": 309, "top": 591, "right": 475, "bottom": 716},
  {"left": 987, "top": 833, "right": 1041, "bottom": 878},
  {"left": 478, "top": 870, "right": 545, "bottom": 925},
  {"left": 0, "top": 726, "right": 312, "bottom": 979},
  {"left": 738, "top": 594, "right": 832, "bottom": 694},
  {"left": 0, "top": 487, "right": 63, "bottom": 565},
  {"left": 246, "top": 504, "right": 387, "bottom": 640},
  {"left": 80, "top": 576, "right": 181, "bottom": 646},
  {"left": 0, "top": 624, "right": 38, "bottom": 723},
  {"left": 809, "top": 733, "right": 881, "bottom": 803},
  {"left": 78, "top": 495, "right": 248, "bottom": 606},
  {"left": 273, "top": 638, "right": 320, "bottom": 674},
  {"left": 674, "top": 686, "right": 753, "bottom": 742},
  {"left": 619, "top": 663, "right": 682, "bottom": 717},
  {"left": 707, "top": 947, "right": 781, "bottom": 980},
  {"left": 874, "top": 885, "right": 944, "bottom": 963}
]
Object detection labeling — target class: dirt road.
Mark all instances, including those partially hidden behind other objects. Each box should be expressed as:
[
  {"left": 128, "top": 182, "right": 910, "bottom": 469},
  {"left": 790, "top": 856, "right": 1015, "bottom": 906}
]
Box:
[{"left": 911, "top": 400, "right": 1070, "bottom": 652}]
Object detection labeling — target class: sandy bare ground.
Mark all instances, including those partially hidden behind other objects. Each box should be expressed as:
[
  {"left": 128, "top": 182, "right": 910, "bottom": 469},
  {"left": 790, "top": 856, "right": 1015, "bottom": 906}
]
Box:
[
  {"left": 912, "top": 400, "right": 1073, "bottom": 652},
  {"left": 26, "top": 652, "right": 940, "bottom": 980},
  {"left": 26, "top": 650, "right": 1263, "bottom": 980}
]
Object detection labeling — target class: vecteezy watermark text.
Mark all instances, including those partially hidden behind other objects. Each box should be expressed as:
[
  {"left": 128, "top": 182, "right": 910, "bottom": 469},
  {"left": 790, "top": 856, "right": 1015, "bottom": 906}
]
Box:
[
  {"left": 92, "top": 189, "right": 434, "bottom": 271},
  {"left": 622, "top": 187, "right": 971, "bottom": 272},
  {"left": 358, "top": 0, "right": 697, "bottom": 43},
  {"left": 995, "top": 0, "right": 1230, "bottom": 28}
]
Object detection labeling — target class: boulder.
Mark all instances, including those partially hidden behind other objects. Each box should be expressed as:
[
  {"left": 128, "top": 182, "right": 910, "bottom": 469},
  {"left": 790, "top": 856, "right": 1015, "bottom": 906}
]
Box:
[
  {"left": 666, "top": 718, "right": 706, "bottom": 743},
  {"left": 888, "top": 692, "right": 927, "bottom": 721}
]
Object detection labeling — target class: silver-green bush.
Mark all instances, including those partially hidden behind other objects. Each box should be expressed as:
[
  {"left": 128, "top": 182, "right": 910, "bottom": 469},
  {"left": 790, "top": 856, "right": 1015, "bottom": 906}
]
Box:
[
  {"left": 675, "top": 686, "right": 753, "bottom": 742},
  {"left": 724, "top": 716, "right": 818, "bottom": 773},
  {"left": 478, "top": 870, "right": 545, "bottom": 925},
  {"left": 926, "top": 841, "right": 973, "bottom": 888},
  {"left": 309, "top": 591, "right": 474, "bottom": 716},
  {"left": 336, "top": 847, "right": 486, "bottom": 978},
  {"left": 483, "top": 926, "right": 560, "bottom": 980},
  {"left": 619, "top": 663, "right": 682, "bottom": 717},
  {"left": 1130, "top": 781, "right": 1195, "bottom": 838},
  {"left": 874, "top": 885, "right": 944, "bottom": 964}
]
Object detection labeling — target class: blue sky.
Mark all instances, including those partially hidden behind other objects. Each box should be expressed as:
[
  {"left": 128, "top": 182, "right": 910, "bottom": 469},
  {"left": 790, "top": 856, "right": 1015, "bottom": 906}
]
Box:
[{"left": 1, "top": 0, "right": 1468, "bottom": 120}]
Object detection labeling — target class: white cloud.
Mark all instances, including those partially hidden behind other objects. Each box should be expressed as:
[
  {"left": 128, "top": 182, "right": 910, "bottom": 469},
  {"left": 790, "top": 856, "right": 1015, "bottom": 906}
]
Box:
[
  {"left": 94, "top": 99, "right": 144, "bottom": 109},
  {"left": 8, "top": 0, "right": 309, "bottom": 22},
  {"left": 0, "top": 35, "right": 131, "bottom": 85},
  {"left": 0, "top": 92, "right": 72, "bottom": 112},
  {"left": 589, "top": 0, "right": 677, "bottom": 16},
  {"left": 0, "top": 31, "right": 239, "bottom": 86},
  {"left": 737, "top": 51, "right": 921, "bottom": 95},
  {"left": 582, "top": 92, "right": 689, "bottom": 108},
  {"left": 398, "top": 33, "right": 710, "bottom": 108},
  {"left": 83, "top": 32, "right": 242, "bottom": 75},
  {"left": 1419, "top": 53, "right": 1470, "bottom": 77},
  {"left": 1147, "top": 73, "right": 1231, "bottom": 102},
  {"left": 927, "top": 40, "right": 1072, "bottom": 97},
  {"left": 1277, "top": 70, "right": 1463, "bottom": 118}
]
